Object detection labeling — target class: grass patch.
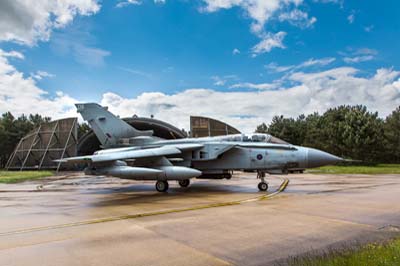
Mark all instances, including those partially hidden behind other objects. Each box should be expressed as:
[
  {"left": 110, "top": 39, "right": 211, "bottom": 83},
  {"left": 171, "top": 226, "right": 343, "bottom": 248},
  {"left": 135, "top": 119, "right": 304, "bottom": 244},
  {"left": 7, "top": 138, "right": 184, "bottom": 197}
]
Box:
[
  {"left": 307, "top": 164, "right": 400, "bottom": 174},
  {"left": 283, "top": 238, "right": 400, "bottom": 266},
  {"left": 0, "top": 171, "right": 53, "bottom": 184}
]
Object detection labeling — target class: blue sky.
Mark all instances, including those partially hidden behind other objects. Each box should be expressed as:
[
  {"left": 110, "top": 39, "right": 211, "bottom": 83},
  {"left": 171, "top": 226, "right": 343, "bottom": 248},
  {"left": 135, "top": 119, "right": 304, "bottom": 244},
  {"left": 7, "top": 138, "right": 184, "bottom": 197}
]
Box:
[{"left": 0, "top": 0, "right": 399, "bottom": 132}]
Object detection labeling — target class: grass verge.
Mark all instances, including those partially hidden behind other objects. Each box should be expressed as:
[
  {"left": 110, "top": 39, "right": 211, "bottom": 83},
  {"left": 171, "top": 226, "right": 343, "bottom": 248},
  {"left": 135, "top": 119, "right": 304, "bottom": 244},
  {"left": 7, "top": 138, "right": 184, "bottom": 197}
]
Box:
[
  {"left": 283, "top": 238, "right": 400, "bottom": 266},
  {"left": 307, "top": 164, "right": 400, "bottom": 174},
  {"left": 0, "top": 171, "right": 53, "bottom": 184}
]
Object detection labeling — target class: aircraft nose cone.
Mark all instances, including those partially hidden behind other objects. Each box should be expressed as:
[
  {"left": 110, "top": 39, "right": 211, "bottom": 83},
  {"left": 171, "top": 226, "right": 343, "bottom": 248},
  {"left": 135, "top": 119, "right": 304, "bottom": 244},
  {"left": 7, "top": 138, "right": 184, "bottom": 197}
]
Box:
[{"left": 307, "top": 148, "right": 342, "bottom": 168}]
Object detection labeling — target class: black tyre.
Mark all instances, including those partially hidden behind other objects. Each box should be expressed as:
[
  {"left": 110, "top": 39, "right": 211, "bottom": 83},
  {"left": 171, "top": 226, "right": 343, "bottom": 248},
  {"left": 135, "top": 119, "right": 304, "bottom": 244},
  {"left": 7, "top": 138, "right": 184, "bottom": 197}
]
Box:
[
  {"left": 258, "top": 182, "right": 268, "bottom": 191},
  {"left": 156, "top": 180, "right": 169, "bottom": 192},
  {"left": 178, "top": 179, "right": 190, "bottom": 187}
]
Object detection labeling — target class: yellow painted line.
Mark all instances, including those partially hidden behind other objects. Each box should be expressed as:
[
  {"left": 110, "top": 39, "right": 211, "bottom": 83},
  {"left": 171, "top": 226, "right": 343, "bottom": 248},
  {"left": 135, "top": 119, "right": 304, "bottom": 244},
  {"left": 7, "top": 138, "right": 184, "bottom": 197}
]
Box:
[
  {"left": 240, "top": 178, "right": 289, "bottom": 203},
  {"left": 0, "top": 178, "right": 289, "bottom": 237}
]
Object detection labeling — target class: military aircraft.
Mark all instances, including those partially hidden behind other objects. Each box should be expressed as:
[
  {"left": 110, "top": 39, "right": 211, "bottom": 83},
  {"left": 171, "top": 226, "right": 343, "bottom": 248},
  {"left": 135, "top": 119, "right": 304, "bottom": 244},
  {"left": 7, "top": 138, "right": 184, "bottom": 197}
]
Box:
[{"left": 57, "top": 103, "right": 343, "bottom": 192}]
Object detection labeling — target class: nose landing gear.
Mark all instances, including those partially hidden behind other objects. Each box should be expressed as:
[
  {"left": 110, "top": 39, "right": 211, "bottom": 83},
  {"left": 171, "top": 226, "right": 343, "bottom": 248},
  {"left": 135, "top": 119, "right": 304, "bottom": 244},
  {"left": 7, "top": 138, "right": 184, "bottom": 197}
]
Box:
[
  {"left": 257, "top": 171, "right": 269, "bottom": 191},
  {"left": 258, "top": 182, "right": 268, "bottom": 191}
]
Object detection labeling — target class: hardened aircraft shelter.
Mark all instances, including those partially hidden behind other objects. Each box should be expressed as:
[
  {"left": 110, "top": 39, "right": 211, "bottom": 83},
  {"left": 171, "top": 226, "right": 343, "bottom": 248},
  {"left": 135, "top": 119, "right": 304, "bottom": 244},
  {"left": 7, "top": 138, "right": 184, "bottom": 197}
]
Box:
[
  {"left": 5, "top": 118, "right": 78, "bottom": 171},
  {"left": 190, "top": 116, "right": 241, "bottom": 138},
  {"left": 6, "top": 115, "right": 242, "bottom": 170}
]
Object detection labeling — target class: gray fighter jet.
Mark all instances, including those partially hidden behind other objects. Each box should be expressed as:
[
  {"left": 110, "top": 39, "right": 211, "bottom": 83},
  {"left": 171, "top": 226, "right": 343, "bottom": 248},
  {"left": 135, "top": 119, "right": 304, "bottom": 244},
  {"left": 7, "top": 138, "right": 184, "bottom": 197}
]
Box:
[{"left": 58, "top": 103, "right": 342, "bottom": 192}]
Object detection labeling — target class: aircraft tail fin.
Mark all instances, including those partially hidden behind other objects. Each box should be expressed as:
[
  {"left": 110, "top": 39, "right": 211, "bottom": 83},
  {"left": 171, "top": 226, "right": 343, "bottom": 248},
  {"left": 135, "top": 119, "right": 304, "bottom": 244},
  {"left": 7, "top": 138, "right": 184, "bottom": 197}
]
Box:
[{"left": 75, "top": 103, "right": 153, "bottom": 147}]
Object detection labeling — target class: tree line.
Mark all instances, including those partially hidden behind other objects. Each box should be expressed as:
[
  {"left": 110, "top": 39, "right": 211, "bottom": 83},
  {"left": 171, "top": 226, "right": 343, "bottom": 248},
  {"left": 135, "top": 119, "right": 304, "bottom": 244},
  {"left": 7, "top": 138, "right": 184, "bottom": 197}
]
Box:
[
  {"left": 256, "top": 105, "right": 400, "bottom": 164},
  {"left": 0, "top": 113, "right": 90, "bottom": 168},
  {"left": 0, "top": 105, "right": 399, "bottom": 168}
]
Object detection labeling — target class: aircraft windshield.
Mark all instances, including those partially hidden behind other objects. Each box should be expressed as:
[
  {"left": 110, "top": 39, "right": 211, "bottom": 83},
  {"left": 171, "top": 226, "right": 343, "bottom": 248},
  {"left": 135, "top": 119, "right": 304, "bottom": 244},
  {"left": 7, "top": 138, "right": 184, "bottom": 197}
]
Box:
[{"left": 217, "top": 133, "right": 288, "bottom": 144}]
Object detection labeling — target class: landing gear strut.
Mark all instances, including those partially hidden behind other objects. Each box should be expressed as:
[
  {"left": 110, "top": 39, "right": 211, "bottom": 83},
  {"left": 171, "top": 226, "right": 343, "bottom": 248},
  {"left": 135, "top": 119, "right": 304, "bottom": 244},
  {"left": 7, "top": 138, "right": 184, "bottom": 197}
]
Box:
[
  {"left": 178, "top": 179, "right": 190, "bottom": 188},
  {"left": 155, "top": 180, "right": 169, "bottom": 192},
  {"left": 257, "top": 171, "right": 269, "bottom": 191}
]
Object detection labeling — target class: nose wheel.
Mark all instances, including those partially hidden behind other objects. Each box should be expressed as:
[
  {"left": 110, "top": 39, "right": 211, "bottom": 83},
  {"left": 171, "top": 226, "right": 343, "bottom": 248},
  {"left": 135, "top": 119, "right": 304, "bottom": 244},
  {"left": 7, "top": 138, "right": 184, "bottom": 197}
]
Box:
[
  {"left": 257, "top": 171, "right": 269, "bottom": 191},
  {"left": 258, "top": 182, "right": 268, "bottom": 191},
  {"left": 155, "top": 180, "right": 169, "bottom": 192}
]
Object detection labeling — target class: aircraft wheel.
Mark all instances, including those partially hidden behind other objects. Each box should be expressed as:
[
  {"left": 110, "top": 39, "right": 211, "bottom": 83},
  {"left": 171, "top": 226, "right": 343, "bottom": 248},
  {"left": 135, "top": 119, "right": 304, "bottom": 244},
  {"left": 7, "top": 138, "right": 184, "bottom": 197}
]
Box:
[
  {"left": 156, "top": 180, "right": 169, "bottom": 192},
  {"left": 258, "top": 182, "right": 268, "bottom": 191},
  {"left": 178, "top": 179, "right": 190, "bottom": 188}
]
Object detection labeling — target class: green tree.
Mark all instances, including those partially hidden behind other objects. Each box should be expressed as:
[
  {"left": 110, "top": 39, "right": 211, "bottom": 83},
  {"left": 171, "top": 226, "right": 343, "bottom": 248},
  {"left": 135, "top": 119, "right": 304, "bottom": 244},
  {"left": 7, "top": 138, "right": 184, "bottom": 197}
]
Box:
[
  {"left": 302, "top": 112, "right": 323, "bottom": 149},
  {"left": 0, "top": 112, "right": 17, "bottom": 167},
  {"left": 384, "top": 106, "right": 400, "bottom": 163},
  {"left": 255, "top": 105, "right": 387, "bottom": 163},
  {"left": 29, "top": 114, "right": 51, "bottom": 127},
  {"left": 0, "top": 112, "right": 51, "bottom": 168},
  {"left": 255, "top": 123, "right": 268, "bottom": 133},
  {"left": 259, "top": 115, "right": 307, "bottom": 145},
  {"left": 308, "top": 105, "right": 384, "bottom": 162}
]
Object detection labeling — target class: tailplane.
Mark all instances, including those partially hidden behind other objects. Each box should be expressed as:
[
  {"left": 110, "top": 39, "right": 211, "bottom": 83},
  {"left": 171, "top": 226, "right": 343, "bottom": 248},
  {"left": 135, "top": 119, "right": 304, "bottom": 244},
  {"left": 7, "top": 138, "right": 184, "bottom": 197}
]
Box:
[{"left": 76, "top": 103, "right": 153, "bottom": 147}]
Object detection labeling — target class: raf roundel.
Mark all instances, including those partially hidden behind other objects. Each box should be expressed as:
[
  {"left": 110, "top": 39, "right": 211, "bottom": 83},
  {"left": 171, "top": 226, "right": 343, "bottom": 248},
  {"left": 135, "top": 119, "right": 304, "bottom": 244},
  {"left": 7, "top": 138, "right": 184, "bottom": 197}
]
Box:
[{"left": 257, "top": 154, "right": 263, "bottom": 160}]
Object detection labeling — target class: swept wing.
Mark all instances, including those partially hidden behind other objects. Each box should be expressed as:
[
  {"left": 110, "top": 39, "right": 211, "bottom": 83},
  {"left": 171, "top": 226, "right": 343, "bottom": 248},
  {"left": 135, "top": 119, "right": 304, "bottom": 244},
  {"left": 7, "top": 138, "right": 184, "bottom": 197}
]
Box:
[{"left": 57, "top": 143, "right": 204, "bottom": 164}]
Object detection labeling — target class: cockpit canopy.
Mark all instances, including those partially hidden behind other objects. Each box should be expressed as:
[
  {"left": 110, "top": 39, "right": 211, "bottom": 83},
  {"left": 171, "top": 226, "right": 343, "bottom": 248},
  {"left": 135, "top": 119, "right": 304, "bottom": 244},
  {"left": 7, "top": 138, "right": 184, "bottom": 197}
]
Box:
[{"left": 215, "top": 133, "right": 288, "bottom": 144}]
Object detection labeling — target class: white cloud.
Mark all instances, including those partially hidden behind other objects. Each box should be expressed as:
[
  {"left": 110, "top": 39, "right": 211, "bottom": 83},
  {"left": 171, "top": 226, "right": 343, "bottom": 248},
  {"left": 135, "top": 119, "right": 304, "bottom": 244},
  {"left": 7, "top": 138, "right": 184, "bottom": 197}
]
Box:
[
  {"left": 211, "top": 75, "right": 238, "bottom": 86},
  {"left": 265, "top": 62, "right": 294, "bottom": 73},
  {"left": 298, "top": 57, "right": 336, "bottom": 68},
  {"left": 51, "top": 27, "right": 111, "bottom": 67},
  {"left": 0, "top": 0, "right": 100, "bottom": 46},
  {"left": 354, "top": 48, "right": 377, "bottom": 55},
  {"left": 73, "top": 45, "right": 110, "bottom": 66},
  {"left": 278, "top": 9, "right": 317, "bottom": 28},
  {"left": 341, "top": 47, "right": 377, "bottom": 64},
  {"left": 116, "top": 0, "right": 142, "bottom": 8},
  {"left": 1, "top": 48, "right": 399, "bottom": 134},
  {"left": 31, "top": 70, "right": 55, "bottom": 80},
  {"left": 97, "top": 67, "right": 400, "bottom": 133},
  {"left": 212, "top": 76, "right": 226, "bottom": 86},
  {"left": 289, "top": 67, "right": 358, "bottom": 83},
  {"left": 199, "top": 0, "right": 339, "bottom": 55},
  {"left": 118, "top": 66, "right": 152, "bottom": 79},
  {"left": 230, "top": 82, "right": 278, "bottom": 90},
  {"left": 55, "top": 43, "right": 110, "bottom": 67},
  {"left": 0, "top": 50, "right": 25, "bottom": 60},
  {"left": 252, "top": 31, "right": 286, "bottom": 55},
  {"left": 0, "top": 49, "right": 77, "bottom": 118},
  {"left": 343, "top": 55, "right": 374, "bottom": 64},
  {"left": 265, "top": 57, "right": 335, "bottom": 73},
  {"left": 200, "top": 1, "right": 310, "bottom": 54},
  {"left": 364, "top": 25, "right": 374, "bottom": 32},
  {"left": 313, "top": 0, "right": 342, "bottom": 4},
  {"left": 201, "top": 0, "right": 303, "bottom": 34},
  {"left": 232, "top": 48, "right": 241, "bottom": 55},
  {"left": 347, "top": 14, "right": 354, "bottom": 24},
  {"left": 116, "top": 0, "right": 165, "bottom": 8}
]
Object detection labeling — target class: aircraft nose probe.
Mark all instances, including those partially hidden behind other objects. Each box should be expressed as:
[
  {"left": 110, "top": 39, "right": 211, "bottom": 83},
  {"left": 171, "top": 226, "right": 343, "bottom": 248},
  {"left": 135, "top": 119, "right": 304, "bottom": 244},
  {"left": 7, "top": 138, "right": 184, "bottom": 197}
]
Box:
[{"left": 306, "top": 148, "right": 343, "bottom": 168}]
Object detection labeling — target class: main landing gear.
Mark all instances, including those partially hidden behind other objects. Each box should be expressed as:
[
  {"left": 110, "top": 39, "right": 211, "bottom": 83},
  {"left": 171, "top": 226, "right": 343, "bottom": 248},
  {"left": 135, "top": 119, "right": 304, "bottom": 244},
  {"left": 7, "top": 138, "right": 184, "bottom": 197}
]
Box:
[
  {"left": 257, "top": 171, "right": 269, "bottom": 192},
  {"left": 155, "top": 179, "right": 191, "bottom": 192},
  {"left": 155, "top": 180, "right": 169, "bottom": 192},
  {"left": 178, "top": 179, "right": 190, "bottom": 188}
]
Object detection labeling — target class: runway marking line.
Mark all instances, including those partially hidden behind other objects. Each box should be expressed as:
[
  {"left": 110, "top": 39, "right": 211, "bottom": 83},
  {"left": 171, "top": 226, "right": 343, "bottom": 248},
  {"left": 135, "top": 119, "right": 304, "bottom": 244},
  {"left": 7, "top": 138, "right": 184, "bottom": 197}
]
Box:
[{"left": 0, "top": 178, "right": 289, "bottom": 237}]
